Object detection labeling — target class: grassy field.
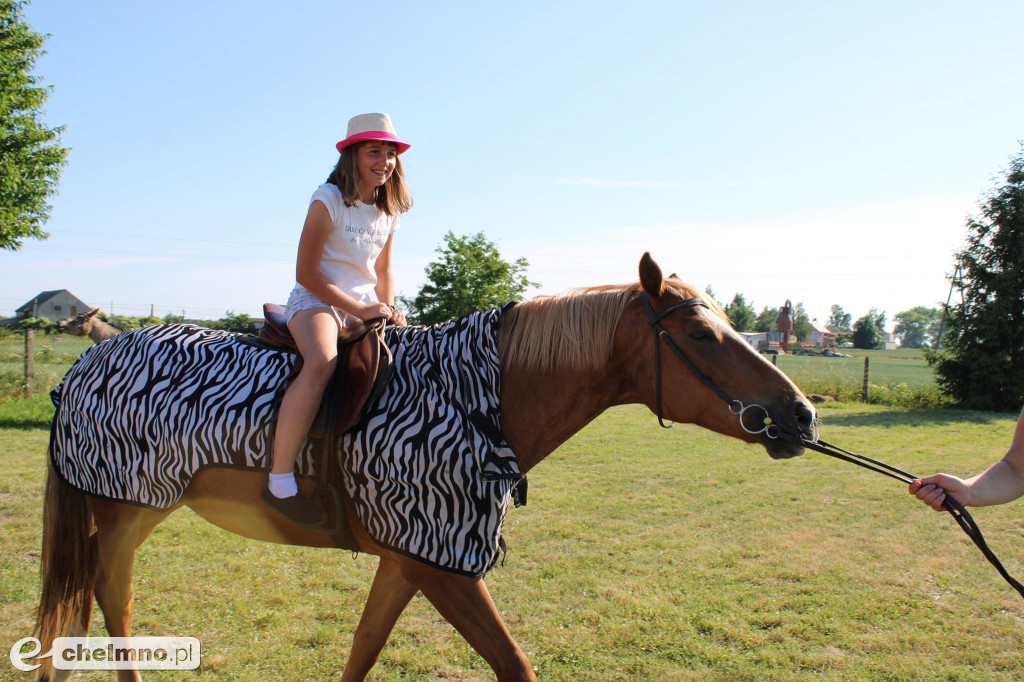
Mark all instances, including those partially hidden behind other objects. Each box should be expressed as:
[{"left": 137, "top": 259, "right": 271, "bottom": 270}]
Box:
[
  {"left": 1, "top": 334, "right": 944, "bottom": 415},
  {"left": 0, "top": 333, "right": 93, "bottom": 401},
  {"left": 773, "top": 348, "right": 945, "bottom": 407},
  {"left": 778, "top": 348, "right": 933, "bottom": 387},
  {"left": 2, "top": 402, "right": 1024, "bottom": 681}
]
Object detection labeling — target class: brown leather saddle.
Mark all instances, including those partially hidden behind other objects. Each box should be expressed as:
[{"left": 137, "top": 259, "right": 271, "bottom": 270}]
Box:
[
  {"left": 260, "top": 303, "right": 393, "bottom": 437},
  {"left": 259, "top": 303, "right": 394, "bottom": 543}
]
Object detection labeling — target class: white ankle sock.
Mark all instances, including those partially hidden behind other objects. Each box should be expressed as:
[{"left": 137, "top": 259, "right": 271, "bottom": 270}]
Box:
[{"left": 268, "top": 472, "right": 298, "bottom": 498}]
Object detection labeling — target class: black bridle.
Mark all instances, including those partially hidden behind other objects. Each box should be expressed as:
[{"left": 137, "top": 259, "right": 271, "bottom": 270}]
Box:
[
  {"left": 642, "top": 293, "right": 782, "bottom": 438},
  {"left": 643, "top": 291, "right": 1024, "bottom": 601}
]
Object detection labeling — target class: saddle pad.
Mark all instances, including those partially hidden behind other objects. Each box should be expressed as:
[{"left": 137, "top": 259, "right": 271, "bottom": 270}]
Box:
[
  {"left": 49, "top": 308, "right": 522, "bottom": 576},
  {"left": 49, "top": 324, "right": 311, "bottom": 508},
  {"left": 340, "top": 303, "right": 522, "bottom": 576}
]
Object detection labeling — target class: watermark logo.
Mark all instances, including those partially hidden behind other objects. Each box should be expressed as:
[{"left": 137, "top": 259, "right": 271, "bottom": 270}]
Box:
[{"left": 10, "top": 636, "right": 200, "bottom": 672}]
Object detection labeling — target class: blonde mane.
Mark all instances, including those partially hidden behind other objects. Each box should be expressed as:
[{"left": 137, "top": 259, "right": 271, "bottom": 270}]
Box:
[{"left": 500, "top": 278, "right": 725, "bottom": 374}]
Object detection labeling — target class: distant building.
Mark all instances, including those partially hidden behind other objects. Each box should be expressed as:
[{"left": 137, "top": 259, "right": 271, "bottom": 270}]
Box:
[
  {"left": 14, "top": 290, "right": 92, "bottom": 323},
  {"left": 808, "top": 320, "right": 839, "bottom": 347},
  {"left": 738, "top": 331, "right": 791, "bottom": 354}
]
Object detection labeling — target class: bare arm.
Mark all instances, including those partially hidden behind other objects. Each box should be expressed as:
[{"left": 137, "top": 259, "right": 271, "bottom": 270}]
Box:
[
  {"left": 909, "top": 407, "right": 1024, "bottom": 509},
  {"left": 295, "top": 201, "right": 391, "bottom": 322},
  {"left": 374, "top": 233, "right": 406, "bottom": 326}
]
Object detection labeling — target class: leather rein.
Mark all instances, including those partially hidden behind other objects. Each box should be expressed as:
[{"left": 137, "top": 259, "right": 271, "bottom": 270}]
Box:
[
  {"left": 642, "top": 291, "right": 1024, "bottom": 600},
  {"left": 787, "top": 437, "right": 1024, "bottom": 600}
]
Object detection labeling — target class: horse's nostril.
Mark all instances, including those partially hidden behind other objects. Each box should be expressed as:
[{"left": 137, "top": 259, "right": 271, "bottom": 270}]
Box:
[{"left": 795, "top": 402, "right": 817, "bottom": 438}]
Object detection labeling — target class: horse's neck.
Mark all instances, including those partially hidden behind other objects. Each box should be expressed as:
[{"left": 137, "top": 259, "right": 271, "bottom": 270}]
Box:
[
  {"left": 500, "top": 365, "right": 635, "bottom": 473},
  {"left": 89, "top": 319, "right": 120, "bottom": 343}
]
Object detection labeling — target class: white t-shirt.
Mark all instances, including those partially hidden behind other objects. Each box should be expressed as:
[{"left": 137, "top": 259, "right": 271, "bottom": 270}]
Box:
[{"left": 289, "top": 183, "right": 400, "bottom": 305}]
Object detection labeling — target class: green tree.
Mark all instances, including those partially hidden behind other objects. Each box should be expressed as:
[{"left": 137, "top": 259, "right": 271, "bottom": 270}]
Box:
[
  {"left": 852, "top": 308, "right": 886, "bottom": 349},
  {"left": 208, "top": 311, "right": 257, "bottom": 334},
  {"left": 893, "top": 306, "right": 940, "bottom": 348},
  {"left": 724, "top": 293, "right": 756, "bottom": 331},
  {"left": 827, "top": 304, "right": 852, "bottom": 333},
  {"left": 0, "top": 0, "right": 69, "bottom": 250},
  {"left": 107, "top": 314, "right": 140, "bottom": 331},
  {"left": 927, "top": 145, "right": 1024, "bottom": 410},
  {"left": 927, "top": 315, "right": 945, "bottom": 349},
  {"left": 753, "top": 305, "right": 777, "bottom": 333},
  {"left": 793, "top": 302, "right": 813, "bottom": 342},
  {"left": 401, "top": 231, "right": 538, "bottom": 326},
  {"left": 17, "top": 316, "right": 53, "bottom": 332}
]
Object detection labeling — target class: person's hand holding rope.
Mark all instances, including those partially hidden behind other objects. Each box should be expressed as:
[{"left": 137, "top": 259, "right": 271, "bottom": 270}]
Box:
[
  {"left": 908, "top": 407, "right": 1024, "bottom": 511},
  {"left": 909, "top": 474, "right": 972, "bottom": 511}
]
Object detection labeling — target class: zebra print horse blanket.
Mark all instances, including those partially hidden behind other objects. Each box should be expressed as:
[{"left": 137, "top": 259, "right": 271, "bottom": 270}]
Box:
[{"left": 49, "top": 305, "right": 523, "bottom": 576}]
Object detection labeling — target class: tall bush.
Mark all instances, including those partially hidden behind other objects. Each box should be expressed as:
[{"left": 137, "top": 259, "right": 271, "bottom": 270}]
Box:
[{"left": 926, "top": 144, "right": 1024, "bottom": 411}]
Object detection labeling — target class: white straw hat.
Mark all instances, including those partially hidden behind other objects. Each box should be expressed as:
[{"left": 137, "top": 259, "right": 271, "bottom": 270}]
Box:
[{"left": 335, "top": 113, "right": 410, "bottom": 154}]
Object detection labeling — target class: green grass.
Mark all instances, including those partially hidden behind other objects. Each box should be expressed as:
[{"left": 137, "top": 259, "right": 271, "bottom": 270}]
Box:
[
  {"left": 0, "top": 333, "right": 91, "bottom": 403},
  {"left": 2, "top": 403, "right": 1023, "bottom": 680},
  {"left": 778, "top": 354, "right": 934, "bottom": 389},
  {"left": 775, "top": 349, "right": 947, "bottom": 408},
  {"left": 0, "top": 332, "right": 949, "bottom": 410}
]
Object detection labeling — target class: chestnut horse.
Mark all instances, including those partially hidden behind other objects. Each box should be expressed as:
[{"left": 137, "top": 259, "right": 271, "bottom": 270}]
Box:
[
  {"left": 33, "top": 254, "right": 816, "bottom": 681},
  {"left": 55, "top": 308, "right": 121, "bottom": 344}
]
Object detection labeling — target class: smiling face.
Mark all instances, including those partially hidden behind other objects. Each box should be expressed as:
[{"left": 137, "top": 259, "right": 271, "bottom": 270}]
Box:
[{"left": 356, "top": 141, "right": 398, "bottom": 203}]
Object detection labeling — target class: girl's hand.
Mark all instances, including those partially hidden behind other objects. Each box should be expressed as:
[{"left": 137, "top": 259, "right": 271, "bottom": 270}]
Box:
[
  {"left": 355, "top": 302, "right": 393, "bottom": 322},
  {"left": 908, "top": 474, "right": 971, "bottom": 511},
  {"left": 388, "top": 307, "right": 407, "bottom": 327}
]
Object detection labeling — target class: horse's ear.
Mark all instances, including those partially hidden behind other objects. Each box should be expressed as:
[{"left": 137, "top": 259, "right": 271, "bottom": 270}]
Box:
[
  {"left": 639, "top": 252, "right": 666, "bottom": 299},
  {"left": 87, "top": 308, "right": 100, "bottom": 318}
]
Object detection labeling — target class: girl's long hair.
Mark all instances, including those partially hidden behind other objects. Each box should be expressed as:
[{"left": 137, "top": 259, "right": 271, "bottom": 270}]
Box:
[{"left": 326, "top": 142, "right": 413, "bottom": 216}]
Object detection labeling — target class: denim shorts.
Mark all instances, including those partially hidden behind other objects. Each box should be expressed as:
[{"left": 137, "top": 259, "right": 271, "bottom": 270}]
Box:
[{"left": 283, "top": 286, "right": 354, "bottom": 327}]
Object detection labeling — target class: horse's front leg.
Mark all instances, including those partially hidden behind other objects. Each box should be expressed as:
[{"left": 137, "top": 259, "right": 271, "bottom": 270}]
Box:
[
  {"left": 341, "top": 557, "right": 418, "bottom": 681},
  {"left": 402, "top": 560, "right": 536, "bottom": 682}
]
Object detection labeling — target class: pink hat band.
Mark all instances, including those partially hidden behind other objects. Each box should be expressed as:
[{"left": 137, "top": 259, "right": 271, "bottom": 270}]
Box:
[
  {"left": 336, "top": 131, "right": 411, "bottom": 154},
  {"left": 335, "top": 113, "right": 410, "bottom": 154}
]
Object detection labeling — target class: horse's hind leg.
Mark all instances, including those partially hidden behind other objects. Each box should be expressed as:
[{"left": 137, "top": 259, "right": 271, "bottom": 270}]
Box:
[
  {"left": 89, "top": 499, "right": 173, "bottom": 682},
  {"left": 341, "top": 557, "right": 418, "bottom": 681}
]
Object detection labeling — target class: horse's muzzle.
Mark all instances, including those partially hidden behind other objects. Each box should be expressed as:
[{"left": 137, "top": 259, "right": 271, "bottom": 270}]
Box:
[{"left": 764, "top": 399, "right": 817, "bottom": 459}]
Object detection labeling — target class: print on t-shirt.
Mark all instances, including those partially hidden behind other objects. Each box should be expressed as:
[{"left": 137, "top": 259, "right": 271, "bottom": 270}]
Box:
[{"left": 346, "top": 223, "right": 390, "bottom": 250}]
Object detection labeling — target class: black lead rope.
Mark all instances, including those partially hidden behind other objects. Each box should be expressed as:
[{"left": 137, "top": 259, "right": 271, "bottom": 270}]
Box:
[{"left": 788, "top": 434, "right": 1024, "bottom": 601}]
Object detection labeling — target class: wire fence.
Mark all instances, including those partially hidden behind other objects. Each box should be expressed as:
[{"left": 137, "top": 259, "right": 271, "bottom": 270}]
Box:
[{"left": 0, "top": 331, "right": 93, "bottom": 400}]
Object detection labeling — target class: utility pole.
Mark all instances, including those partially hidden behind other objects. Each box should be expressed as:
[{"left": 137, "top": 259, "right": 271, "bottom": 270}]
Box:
[{"left": 935, "top": 264, "right": 964, "bottom": 350}]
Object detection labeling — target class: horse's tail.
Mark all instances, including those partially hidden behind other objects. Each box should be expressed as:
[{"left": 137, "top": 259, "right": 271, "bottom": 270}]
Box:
[{"left": 32, "top": 464, "right": 96, "bottom": 681}]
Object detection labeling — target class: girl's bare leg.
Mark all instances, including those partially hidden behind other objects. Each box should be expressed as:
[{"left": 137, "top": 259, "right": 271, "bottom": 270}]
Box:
[{"left": 264, "top": 307, "right": 340, "bottom": 524}]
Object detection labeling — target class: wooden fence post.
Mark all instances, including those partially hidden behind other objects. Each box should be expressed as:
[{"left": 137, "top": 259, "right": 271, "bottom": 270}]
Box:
[
  {"left": 861, "top": 357, "right": 870, "bottom": 403},
  {"left": 25, "top": 329, "right": 35, "bottom": 396}
]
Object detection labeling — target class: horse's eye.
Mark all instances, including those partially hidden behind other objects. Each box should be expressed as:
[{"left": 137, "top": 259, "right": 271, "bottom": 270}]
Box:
[{"left": 689, "top": 327, "right": 713, "bottom": 341}]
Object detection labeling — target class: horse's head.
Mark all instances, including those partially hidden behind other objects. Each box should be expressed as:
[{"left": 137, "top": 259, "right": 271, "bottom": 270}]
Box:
[
  {"left": 57, "top": 308, "right": 101, "bottom": 336},
  {"left": 624, "top": 253, "right": 816, "bottom": 459}
]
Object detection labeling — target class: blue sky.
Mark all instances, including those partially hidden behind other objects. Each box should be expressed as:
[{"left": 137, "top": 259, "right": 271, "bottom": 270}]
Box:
[{"left": 3, "top": 1, "right": 1022, "bottom": 330}]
